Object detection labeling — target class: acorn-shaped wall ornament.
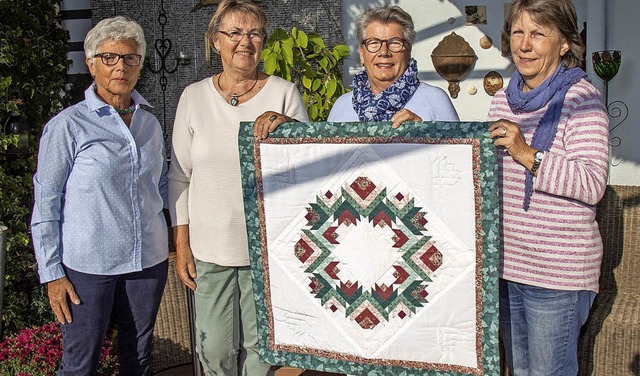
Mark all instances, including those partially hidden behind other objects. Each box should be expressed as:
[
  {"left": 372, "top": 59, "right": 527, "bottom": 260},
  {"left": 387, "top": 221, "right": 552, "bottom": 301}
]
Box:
[{"left": 479, "top": 35, "right": 492, "bottom": 49}]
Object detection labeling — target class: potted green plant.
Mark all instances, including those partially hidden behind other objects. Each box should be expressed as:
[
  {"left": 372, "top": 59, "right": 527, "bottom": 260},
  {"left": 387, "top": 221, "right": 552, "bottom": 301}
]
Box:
[{"left": 262, "top": 27, "right": 350, "bottom": 121}]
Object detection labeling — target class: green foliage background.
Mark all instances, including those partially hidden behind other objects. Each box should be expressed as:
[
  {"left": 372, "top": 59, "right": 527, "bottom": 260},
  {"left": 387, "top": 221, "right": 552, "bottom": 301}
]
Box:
[
  {"left": 262, "top": 27, "right": 350, "bottom": 121},
  {"left": 0, "top": 0, "right": 70, "bottom": 335}
]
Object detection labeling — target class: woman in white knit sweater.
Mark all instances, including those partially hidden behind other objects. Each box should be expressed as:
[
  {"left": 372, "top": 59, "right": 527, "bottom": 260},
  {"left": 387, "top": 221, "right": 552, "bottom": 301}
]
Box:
[
  {"left": 487, "top": 0, "right": 608, "bottom": 375},
  {"left": 168, "top": 1, "right": 308, "bottom": 374}
]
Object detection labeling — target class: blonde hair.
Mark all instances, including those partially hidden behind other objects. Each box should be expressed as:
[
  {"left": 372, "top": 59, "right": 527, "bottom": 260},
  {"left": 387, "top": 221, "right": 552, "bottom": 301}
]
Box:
[{"left": 207, "top": 0, "right": 267, "bottom": 46}]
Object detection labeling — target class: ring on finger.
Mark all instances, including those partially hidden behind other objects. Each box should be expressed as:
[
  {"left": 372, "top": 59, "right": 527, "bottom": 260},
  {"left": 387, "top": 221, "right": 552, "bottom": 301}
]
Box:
[
  {"left": 268, "top": 114, "right": 277, "bottom": 122},
  {"left": 502, "top": 127, "right": 508, "bottom": 137}
]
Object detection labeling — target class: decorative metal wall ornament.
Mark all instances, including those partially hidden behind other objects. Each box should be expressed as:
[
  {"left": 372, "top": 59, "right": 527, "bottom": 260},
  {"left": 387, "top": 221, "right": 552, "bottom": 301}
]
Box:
[
  {"left": 465, "top": 5, "right": 487, "bottom": 25},
  {"left": 592, "top": 50, "right": 628, "bottom": 167},
  {"left": 483, "top": 71, "right": 503, "bottom": 96},
  {"left": 431, "top": 32, "right": 476, "bottom": 99},
  {"left": 146, "top": 0, "right": 192, "bottom": 139}
]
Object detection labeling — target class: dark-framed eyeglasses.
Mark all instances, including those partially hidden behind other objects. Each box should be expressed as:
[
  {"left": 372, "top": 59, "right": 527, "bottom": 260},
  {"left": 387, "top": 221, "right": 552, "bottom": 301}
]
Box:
[
  {"left": 218, "top": 30, "right": 264, "bottom": 43},
  {"left": 93, "top": 53, "right": 142, "bottom": 67},
  {"left": 361, "top": 37, "right": 407, "bottom": 53}
]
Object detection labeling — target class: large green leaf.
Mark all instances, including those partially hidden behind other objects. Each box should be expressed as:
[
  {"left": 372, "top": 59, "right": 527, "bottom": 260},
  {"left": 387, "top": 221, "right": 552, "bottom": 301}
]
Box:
[
  {"left": 333, "top": 44, "right": 351, "bottom": 59},
  {"left": 282, "top": 38, "right": 295, "bottom": 66},
  {"left": 308, "top": 33, "right": 325, "bottom": 49},
  {"left": 326, "top": 80, "right": 337, "bottom": 97},
  {"left": 302, "top": 76, "right": 313, "bottom": 90},
  {"left": 295, "top": 29, "right": 309, "bottom": 49},
  {"left": 263, "top": 51, "right": 278, "bottom": 74}
]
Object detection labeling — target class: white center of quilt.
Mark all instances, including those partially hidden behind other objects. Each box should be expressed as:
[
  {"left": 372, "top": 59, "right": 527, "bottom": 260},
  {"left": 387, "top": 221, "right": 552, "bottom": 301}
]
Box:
[
  {"left": 330, "top": 214, "right": 398, "bottom": 289},
  {"left": 263, "top": 144, "right": 477, "bottom": 362}
]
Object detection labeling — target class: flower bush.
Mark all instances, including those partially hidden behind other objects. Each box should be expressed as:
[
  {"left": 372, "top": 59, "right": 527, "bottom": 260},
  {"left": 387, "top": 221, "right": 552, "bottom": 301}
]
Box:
[{"left": 0, "top": 322, "right": 119, "bottom": 375}]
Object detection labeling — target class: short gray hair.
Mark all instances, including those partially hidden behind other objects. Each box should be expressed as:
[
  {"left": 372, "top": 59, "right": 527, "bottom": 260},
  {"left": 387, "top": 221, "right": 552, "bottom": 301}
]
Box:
[
  {"left": 84, "top": 16, "right": 146, "bottom": 64},
  {"left": 356, "top": 6, "right": 416, "bottom": 46}
]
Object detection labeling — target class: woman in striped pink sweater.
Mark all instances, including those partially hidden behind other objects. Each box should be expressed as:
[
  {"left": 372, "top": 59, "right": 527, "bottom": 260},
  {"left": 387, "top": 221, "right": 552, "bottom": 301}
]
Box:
[{"left": 487, "top": 0, "right": 609, "bottom": 374}]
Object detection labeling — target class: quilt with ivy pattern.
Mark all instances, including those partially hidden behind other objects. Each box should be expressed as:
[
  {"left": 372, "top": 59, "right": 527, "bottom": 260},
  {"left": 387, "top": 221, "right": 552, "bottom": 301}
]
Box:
[{"left": 239, "top": 121, "right": 499, "bottom": 376}]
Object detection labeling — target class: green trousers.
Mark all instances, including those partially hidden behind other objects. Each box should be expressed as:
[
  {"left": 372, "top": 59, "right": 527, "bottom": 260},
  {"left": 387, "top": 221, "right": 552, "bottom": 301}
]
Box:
[{"left": 194, "top": 259, "right": 273, "bottom": 376}]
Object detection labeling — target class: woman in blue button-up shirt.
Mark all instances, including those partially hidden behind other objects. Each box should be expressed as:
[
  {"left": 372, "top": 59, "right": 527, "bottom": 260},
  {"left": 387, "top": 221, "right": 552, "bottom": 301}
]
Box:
[{"left": 31, "top": 16, "right": 168, "bottom": 375}]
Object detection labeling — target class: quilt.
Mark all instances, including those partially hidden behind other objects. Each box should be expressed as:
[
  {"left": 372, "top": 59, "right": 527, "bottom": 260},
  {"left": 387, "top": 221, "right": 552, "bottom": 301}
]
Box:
[{"left": 239, "top": 121, "right": 499, "bottom": 376}]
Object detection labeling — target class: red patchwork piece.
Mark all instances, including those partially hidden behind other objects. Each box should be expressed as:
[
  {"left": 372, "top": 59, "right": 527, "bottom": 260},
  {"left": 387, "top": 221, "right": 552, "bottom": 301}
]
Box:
[
  {"left": 294, "top": 238, "right": 315, "bottom": 263},
  {"left": 374, "top": 283, "right": 395, "bottom": 301},
  {"left": 355, "top": 308, "right": 380, "bottom": 329},
  {"left": 325, "top": 261, "right": 341, "bottom": 280},
  {"left": 340, "top": 280, "right": 359, "bottom": 297},
  {"left": 420, "top": 245, "right": 443, "bottom": 271},
  {"left": 372, "top": 211, "right": 392, "bottom": 228},
  {"left": 393, "top": 265, "right": 410, "bottom": 285},
  {"left": 350, "top": 177, "right": 376, "bottom": 200},
  {"left": 337, "top": 209, "right": 357, "bottom": 226},
  {"left": 323, "top": 226, "right": 340, "bottom": 244},
  {"left": 392, "top": 228, "right": 409, "bottom": 248}
]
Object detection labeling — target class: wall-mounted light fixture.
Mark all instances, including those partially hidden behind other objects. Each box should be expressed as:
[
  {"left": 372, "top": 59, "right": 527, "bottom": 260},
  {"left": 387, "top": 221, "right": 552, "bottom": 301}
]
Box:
[{"left": 2, "top": 112, "right": 31, "bottom": 156}]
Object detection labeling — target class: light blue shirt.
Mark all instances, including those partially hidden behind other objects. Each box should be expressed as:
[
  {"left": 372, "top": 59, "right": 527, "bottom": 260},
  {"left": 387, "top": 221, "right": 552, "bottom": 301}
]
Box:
[
  {"left": 327, "top": 82, "right": 460, "bottom": 122},
  {"left": 31, "top": 86, "right": 168, "bottom": 283}
]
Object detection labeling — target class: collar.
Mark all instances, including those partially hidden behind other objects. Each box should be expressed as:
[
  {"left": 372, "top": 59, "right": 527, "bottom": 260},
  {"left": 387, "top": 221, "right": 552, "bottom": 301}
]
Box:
[{"left": 85, "top": 84, "right": 152, "bottom": 113}]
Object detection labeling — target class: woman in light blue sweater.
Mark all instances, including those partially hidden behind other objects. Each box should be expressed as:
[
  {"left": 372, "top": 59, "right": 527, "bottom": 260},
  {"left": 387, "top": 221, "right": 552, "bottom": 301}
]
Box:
[{"left": 328, "top": 5, "right": 458, "bottom": 125}]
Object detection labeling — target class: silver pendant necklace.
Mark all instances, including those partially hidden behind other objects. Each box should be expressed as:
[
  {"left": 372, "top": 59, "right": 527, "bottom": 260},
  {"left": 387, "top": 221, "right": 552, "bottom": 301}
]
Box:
[{"left": 217, "top": 72, "right": 258, "bottom": 106}]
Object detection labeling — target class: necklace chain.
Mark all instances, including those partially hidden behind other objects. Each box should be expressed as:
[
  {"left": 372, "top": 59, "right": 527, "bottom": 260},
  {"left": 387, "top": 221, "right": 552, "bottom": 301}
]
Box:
[
  {"left": 116, "top": 102, "right": 135, "bottom": 115},
  {"left": 217, "top": 72, "right": 258, "bottom": 106}
]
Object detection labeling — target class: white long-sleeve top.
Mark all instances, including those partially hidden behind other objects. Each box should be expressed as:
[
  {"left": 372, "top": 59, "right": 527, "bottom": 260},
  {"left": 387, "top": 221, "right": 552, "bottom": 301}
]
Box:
[{"left": 168, "top": 75, "right": 308, "bottom": 266}]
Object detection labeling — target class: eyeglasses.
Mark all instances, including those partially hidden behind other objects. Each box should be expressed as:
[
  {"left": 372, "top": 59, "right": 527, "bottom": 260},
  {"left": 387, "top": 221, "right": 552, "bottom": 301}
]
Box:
[
  {"left": 218, "top": 30, "right": 264, "bottom": 43},
  {"left": 93, "top": 53, "right": 142, "bottom": 67},
  {"left": 361, "top": 37, "right": 407, "bottom": 53}
]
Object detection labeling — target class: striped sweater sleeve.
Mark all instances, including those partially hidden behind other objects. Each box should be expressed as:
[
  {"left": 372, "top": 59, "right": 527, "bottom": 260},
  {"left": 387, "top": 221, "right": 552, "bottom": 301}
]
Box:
[{"left": 533, "top": 80, "right": 609, "bottom": 205}]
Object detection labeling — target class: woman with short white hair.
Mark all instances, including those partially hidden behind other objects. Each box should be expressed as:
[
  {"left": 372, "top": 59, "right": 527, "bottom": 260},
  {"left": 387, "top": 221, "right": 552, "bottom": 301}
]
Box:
[{"left": 32, "top": 16, "right": 168, "bottom": 375}]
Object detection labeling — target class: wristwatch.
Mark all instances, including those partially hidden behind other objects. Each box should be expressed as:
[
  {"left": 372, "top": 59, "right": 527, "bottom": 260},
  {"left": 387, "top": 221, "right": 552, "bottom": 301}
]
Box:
[{"left": 531, "top": 151, "right": 544, "bottom": 175}]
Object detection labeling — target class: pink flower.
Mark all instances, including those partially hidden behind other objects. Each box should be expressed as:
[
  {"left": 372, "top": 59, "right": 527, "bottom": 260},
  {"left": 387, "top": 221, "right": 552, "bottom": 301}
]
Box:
[{"left": 0, "top": 322, "right": 119, "bottom": 375}]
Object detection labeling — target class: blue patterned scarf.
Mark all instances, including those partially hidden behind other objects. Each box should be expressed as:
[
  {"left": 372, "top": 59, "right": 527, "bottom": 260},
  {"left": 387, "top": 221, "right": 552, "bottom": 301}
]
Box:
[
  {"left": 505, "top": 64, "right": 587, "bottom": 211},
  {"left": 352, "top": 58, "right": 420, "bottom": 122}
]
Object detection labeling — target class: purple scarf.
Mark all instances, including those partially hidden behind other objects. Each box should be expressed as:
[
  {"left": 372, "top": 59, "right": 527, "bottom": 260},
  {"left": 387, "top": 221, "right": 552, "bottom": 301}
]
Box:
[
  {"left": 505, "top": 65, "right": 587, "bottom": 211},
  {"left": 352, "top": 58, "right": 420, "bottom": 122}
]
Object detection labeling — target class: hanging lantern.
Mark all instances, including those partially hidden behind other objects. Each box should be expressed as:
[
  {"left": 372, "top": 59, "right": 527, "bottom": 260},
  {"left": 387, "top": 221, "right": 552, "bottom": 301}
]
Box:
[{"left": 2, "top": 112, "right": 31, "bottom": 155}]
